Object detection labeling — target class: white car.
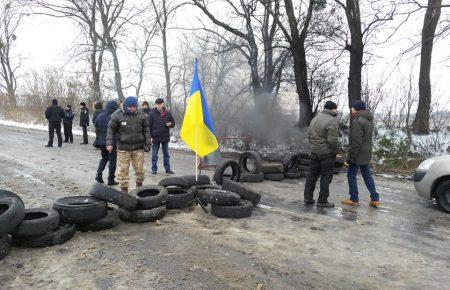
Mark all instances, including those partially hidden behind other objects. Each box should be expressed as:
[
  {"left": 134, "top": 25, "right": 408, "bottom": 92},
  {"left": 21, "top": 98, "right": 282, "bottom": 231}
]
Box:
[{"left": 413, "top": 155, "right": 450, "bottom": 213}]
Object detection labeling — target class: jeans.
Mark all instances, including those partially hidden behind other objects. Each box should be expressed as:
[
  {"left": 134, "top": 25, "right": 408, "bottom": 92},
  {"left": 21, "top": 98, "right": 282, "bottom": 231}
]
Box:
[
  {"left": 96, "top": 146, "right": 117, "bottom": 182},
  {"left": 304, "top": 153, "right": 336, "bottom": 203},
  {"left": 48, "top": 121, "right": 62, "bottom": 146},
  {"left": 152, "top": 141, "right": 170, "bottom": 172},
  {"left": 347, "top": 163, "right": 379, "bottom": 201}
]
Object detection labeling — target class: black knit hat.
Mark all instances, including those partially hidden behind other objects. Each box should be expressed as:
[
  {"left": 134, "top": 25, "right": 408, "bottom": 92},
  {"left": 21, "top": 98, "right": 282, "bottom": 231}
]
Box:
[
  {"left": 324, "top": 101, "right": 338, "bottom": 110},
  {"left": 352, "top": 100, "right": 366, "bottom": 111},
  {"left": 155, "top": 98, "right": 164, "bottom": 104},
  {"left": 52, "top": 99, "right": 58, "bottom": 105},
  {"left": 80, "top": 102, "right": 86, "bottom": 107}
]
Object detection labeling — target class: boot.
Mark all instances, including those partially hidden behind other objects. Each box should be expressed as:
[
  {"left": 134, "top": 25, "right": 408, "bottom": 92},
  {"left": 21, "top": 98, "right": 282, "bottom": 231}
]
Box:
[
  {"left": 45, "top": 144, "right": 53, "bottom": 148},
  {"left": 107, "top": 180, "right": 119, "bottom": 186},
  {"left": 95, "top": 175, "right": 104, "bottom": 184},
  {"left": 136, "top": 182, "right": 143, "bottom": 188},
  {"left": 341, "top": 199, "right": 359, "bottom": 206},
  {"left": 304, "top": 198, "right": 315, "bottom": 205},
  {"left": 369, "top": 200, "right": 380, "bottom": 208},
  {"left": 317, "top": 202, "right": 335, "bottom": 208},
  {"left": 121, "top": 187, "right": 128, "bottom": 194}
]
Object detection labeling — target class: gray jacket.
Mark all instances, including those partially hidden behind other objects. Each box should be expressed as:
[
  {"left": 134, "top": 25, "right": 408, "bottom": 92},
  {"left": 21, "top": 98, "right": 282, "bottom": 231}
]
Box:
[
  {"left": 348, "top": 110, "right": 374, "bottom": 165},
  {"left": 106, "top": 109, "right": 151, "bottom": 151},
  {"left": 307, "top": 109, "right": 339, "bottom": 155}
]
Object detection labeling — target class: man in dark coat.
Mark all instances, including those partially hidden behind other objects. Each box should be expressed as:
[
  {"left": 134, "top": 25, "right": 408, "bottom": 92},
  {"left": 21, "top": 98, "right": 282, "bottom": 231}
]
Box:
[
  {"left": 44, "top": 99, "right": 65, "bottom": 147},
  {"left": 303, "top": 101, "right": 340, "bottom": 207},
  {"left": 95, "top": 100, "right": 119, "bottom": 186},
  {"left": 63, "top": 104, "right": 75, "bottom": 143},
  {"left": 148, "top": 98, "right": 175, "bottom": 175},
  {"left": 142, "top": 101, "right": 151, "bottom": 116},
  {"left": 106, "top": 96, "right": 151, "bottom": 193},
  {"left": 79, "top": 102, "right": 90, "bottom": 144},
  {"left": 342, "top": 100, "right": 380, "bottom": 207}
]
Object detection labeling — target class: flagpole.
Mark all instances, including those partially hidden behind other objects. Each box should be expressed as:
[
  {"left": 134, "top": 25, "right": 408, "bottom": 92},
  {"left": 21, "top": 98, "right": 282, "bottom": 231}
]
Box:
[{"left": 195, "top": 153, "right": 199, "bottom": 182}]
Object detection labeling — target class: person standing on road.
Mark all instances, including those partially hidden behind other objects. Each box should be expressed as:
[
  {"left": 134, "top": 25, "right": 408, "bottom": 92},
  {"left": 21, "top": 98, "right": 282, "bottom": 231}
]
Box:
[
  {"left": 142, "top": 101, "right": 151, "bottom": 116},
  {"left": 63, "top": 104, "right": 75, "bottom": 143},
  {"left": 95, "top": 100, "right": 119, "bottom": 186},
  {"left": 342, "top": 100, "right": 380, "bottom": 208},
  {"left": 79, "top": 102, "right": 90, "bottom": 145},
  {"left": 92, "top": 101, "right": 104, "bottom": 124},
  {"left": 106, "top": 96, "right": 151, "bottom": 193},
  {"left": 44, "top": 99, "right": 65, "bottom": 148},
  {"left": 148, "top": 98, "right": 175, "bottom": 175},
  {"left": 303, "top": 101, "right": 340, "bottom": 207}
]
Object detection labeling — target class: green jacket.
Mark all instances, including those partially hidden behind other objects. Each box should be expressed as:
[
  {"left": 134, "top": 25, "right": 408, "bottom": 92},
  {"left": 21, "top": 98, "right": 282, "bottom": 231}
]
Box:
[
  {"left": 307, "top": 109, "right": 339, "bottom": 155},
  {"left": 348, "top": 110, "right": 374, "bottom": 165},
  {"left": 106, "top": 109, "right": 151, "bottom": 151}
]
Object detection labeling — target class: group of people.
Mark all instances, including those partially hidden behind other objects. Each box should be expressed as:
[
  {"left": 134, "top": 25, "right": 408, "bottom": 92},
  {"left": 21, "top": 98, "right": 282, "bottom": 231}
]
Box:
[
  {"left": 44, "top": 96, "right": 176, "bottom": 193},
  {"left": 304, "top": 100, "right": 380, "bottom": 208}
]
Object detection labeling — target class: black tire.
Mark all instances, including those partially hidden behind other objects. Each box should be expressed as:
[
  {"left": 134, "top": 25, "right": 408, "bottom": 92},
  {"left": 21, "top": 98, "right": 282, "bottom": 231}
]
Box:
[
  {"left": 118, "top": 205, "right": 166, "bottom": 223},
  {"left": 213, "top": 160, "right": 241, "bottom": 185},
  {"left": 0, "top": 196, "right": 26, "bottom": 235},
  {"left": 239, "top": 151, "right": 263, "bottom": 174},
  {"left": 204, "top": 189, "right": 241, "bottom": 206},
  {"left": 52, "top": 196, "right": 107, "bottom": 224},
  {"left": 298, "top": 164, "right": 311, "bottom": 171},
  {"left": 11, "top": 208, "right": 60, "bottom": 237},
  {"left": 264, "top": 173, "right": 284, "bottom": 182},
  {"left": 76, "top": 207, "right": 119, "bottom": 232},
  {"left": 180, "top": 175, "right": 211, "bottom": 187},
  {"left": 297, "top": 150, "right": 311, "bottom": 159},
  {"left": 221, "top": 179, "right": 262, "bottom": 205},
  {"left": 211, "top": 200, "right": 253, "bottom": 219},
  {"left": 261, "top": 163, "right": 284, "bottom": 174},
  {"left": 158, "top": 177, "right": 190, "bottom": 189},
  {"left": 298, "top": 158, "right": 311, "bottom": 166},
  {"left": 284, "top": 171, "right": 304, "bottom": 179},
  {"left": 283, "top": 154, "right": 300, "bottom": 173},
  {"left": 436, "top": 180, "right": 450, "bottom": 213},
  {"left": 240, "top": 172, "right": 264, "bottom": 183},
  {"left": 192, "top": 184, "right": 222, "bottom": 204},
  {"left": 88, "top": 181, "right": 137, "bottom": 211},
  {"left": 134, "top": 185, "right": 168, "bottom": 210},
  {"left": 12, "top": 224, "right": 76, "bottom": 248},
  {"left": 0, "top": 234, "right": 10, "bottom": 260},
  {"left": 166, "top": 188, "right": 194, "bottom": 209},
  {"left": 0, "top": 190, "right": 24, "bottom": 207}
]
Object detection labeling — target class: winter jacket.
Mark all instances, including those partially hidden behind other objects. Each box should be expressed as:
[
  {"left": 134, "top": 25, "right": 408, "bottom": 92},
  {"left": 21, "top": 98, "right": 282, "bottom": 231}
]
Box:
[
  {"left": 142, "top": 107, "right": 151, "bottom": 116},
  {"left": 307, "top": 109, "right": 339, "bottom": 155},
  {"left": 95, "top": 101, "right": 118, "bottom": 147},
  {"left": 80, "top": 107, "right": 90, "bottom": 126},
  {"left": 63, "top": 109, "right": 75, "bottom": 124},
  {"left": 44, "top": 104, "right": 65, "bottom": 123},
  {"left": 92, "top": 102, "right": 104, "bottom": 124},
  {"left": 106, "top": 108, "right": 151, "bottom": 151},
  {"left": 348, "top": 110, "right": 374, "bottom": 165},
  {"left": 148, "top": 108, "right": 175, "bottom": 143}
]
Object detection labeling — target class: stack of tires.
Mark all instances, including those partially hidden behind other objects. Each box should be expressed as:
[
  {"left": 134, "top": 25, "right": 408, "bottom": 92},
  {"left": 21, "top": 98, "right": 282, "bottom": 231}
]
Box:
[
  {"left": 1, "top": 190, "right": 25, "bottom": 259},
  {"left": 296, "top": 151, "right": 312, "bottom": 178},
  {"left": 157, "top": 176, "right": 201, "bottom": 210},
  {"left": 213, "top": 160, "right": 241, "bottom": 185},
  {"left": 238, "top": 151, "right": 264, "bottom": 183}
]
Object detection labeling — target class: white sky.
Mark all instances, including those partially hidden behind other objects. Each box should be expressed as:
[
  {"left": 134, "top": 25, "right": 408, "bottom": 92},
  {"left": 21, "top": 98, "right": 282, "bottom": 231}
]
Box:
[{"left": 11, "top": 1, "right": 450, "bottom": 108}]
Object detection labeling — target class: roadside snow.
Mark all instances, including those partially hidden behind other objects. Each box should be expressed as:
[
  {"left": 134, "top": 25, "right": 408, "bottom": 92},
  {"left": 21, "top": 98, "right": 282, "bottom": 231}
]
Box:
[{"left": 0, "top": 119, "right": 96, "bottom": 137}]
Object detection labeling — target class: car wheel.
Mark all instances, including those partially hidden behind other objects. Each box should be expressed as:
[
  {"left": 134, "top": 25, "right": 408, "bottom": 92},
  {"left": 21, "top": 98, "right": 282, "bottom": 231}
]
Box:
[{"left": 436, "top": 180, "right": 450, "bottom": 213}]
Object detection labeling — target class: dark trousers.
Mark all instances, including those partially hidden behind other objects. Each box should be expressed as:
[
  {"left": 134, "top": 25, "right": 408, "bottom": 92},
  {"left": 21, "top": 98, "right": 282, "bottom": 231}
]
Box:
[
  {"left": 304, "top": 153, "right": 336, "bottom": 203},
  {"left": 63, "top": 122, "right": 73, "bottom": 142},
  {"left": 347, "top": 163, "right": 379, "bottom": 202},
  {"left": 81, "top": 125, "right": 88, "bottom": 144},
  {"left": 96, "top": 146, "right": 117, "bottom": 182},
  {"left": 48, "top": 121, "right": 62, "bottom": 146},
  {"left": 151, "top": 141, "right": 170, "bottom": 172}
]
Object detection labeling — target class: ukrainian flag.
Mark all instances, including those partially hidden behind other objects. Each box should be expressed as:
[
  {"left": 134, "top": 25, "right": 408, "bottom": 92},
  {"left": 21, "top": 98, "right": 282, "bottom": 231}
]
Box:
[{"left": 180, "top": 60, "right": 219, "bottom": 157}]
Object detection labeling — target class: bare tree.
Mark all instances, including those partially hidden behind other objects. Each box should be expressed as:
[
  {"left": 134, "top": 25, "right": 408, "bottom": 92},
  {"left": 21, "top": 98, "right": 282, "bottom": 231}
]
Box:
[
  {"left": 412, "top": 0, "right": 442, "bottom": 134},
  {"left": 0, "top": 1, "right": 23, "bottom": 107}
]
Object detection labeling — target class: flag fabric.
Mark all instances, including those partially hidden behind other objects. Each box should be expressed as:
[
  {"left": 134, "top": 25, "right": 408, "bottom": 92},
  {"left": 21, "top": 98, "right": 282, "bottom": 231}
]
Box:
[{"left": 180, "top": 59, "right": 219, "bottom": 157}]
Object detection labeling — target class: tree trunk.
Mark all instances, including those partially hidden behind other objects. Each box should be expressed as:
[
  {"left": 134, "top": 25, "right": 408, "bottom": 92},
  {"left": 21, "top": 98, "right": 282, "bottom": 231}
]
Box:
[
  {"left": 109, "top": 45, "right": 124, "bottom": 101},
  {"left": 293, "top": 48, "right": 313, "bottom": 127},
  {"left": 162, "top": 27, "right": 172, "bottom": 109},
  {"left": 413, "top": 0, "right": 442, "bottom": 134}
]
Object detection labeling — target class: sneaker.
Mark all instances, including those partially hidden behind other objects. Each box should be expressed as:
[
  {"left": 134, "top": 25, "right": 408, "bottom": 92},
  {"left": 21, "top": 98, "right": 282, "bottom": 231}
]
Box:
[
  {"left": 317, "top": 202, "right": 335, "bottom": 208},
  {"left": 369, "top": 201, "right": 380, "bottom": 208},
  {"left": 152, "top": 171, "right": 157, "bottom": 175},
  {"left": 341, "top": 199, "right": 359, "bottom": 206},
  {"left": 304, "top": 199, "right": 316, "bottom": 205},
  {"left": 107, "top": 181, "right": 119, "bottom": 186},
  {"left": 166, "top": 170, "right": 174, "bottom": 174}
]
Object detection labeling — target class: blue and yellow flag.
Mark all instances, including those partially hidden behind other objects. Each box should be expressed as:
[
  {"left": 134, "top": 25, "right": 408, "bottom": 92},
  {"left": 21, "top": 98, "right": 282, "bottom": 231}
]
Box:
[{"left": 180, "top": 60, "right": 219, "bottom": 157}]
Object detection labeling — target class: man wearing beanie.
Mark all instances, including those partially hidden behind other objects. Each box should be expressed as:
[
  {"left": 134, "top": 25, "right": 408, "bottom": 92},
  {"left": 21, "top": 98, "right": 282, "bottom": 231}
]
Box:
[
  {"left": 79, "top": 101, "right": 90, "bottom": 144},
  {"left": 106, "top": 96, "right": 151, "bottom": 193},
  {"left": 44, "top": 98, "right": 65, "bottom": 147},
  {"left": 303, "top": 100, "right": 340, "bottom": 207},
  {"left": 342, "top": 100, "right": 380, "bottom": 207}
]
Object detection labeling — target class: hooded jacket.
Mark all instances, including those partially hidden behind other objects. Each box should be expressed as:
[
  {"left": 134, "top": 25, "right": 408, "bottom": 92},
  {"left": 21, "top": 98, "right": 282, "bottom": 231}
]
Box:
[
  {"left": 44, "top": 100, "right": 65, "bottom": 123},
  {"left": 92, "top": 102, "right": 104, "bottom": 124},
  {"left": 95, "top": 101, "right": 119, "bottom": 147},
  {"left": 148, "top": 107, "right": 175, "bottom": 143},
  {"left": 348, "top": 110, "right": 374, "bottom": 165},
  {"left": 307, "top": 109, "right": 339, "bottom": 155}
]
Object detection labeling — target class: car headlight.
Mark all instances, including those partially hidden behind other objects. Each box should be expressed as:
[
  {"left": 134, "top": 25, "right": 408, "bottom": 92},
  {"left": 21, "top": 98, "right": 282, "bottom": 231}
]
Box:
[{"left": 417, "top": 159, "right": 435, "bottom": 171}]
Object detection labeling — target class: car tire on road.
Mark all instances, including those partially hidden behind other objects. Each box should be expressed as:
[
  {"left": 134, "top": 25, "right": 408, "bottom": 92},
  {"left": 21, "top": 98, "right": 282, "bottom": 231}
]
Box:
[
  {"left": 11, "top": 208, "right": 60, "bottom": 237},
  {"left": 134, "top": 185, "right": 168, "bottom": 210},
  {"left": 436, "top": 180, "right": 450, "bottom": 213},
  {"left": 211, "top": 200, "right": 253, "bottom": 219},
  {"left": 213, "top": 160, "right": 241, "bottom": 185},
  {"left": 88, "top": 181, "right": 137, "bottom": 211},
  {"left": 284, "top": 171, "right": 304, "bottom": 179},
  {"left": 239, "top": 151, "right": 263, "bottom": 174},
  {"left": 76, "top": 207, "right": 119, "bottom": 232},
  {"left": 12, "top": 224, "right": 76, "bottom": 248},
  {"left": 166, "top": 188, "right": 194, "bottom": 209},
  {"left": 158, "top": 177, "right": 190, "bottom": 189},
  {"left": 52, "top": 196, "right": 107, "bottom": 224},
  {"left": 240, "top": 172, "right": 264, "bottom": 183},
  {"left": 192, "top": 184, "right": 221, "bottom": 204},
  {"left": 264, "top": 173, "right": 284, "bottom": 182},
  {"left": 118, "top": 205, "right": 166, "bottom": 223},
  {"left": 221, "top": 179, "right": 262, "bottom": 206},
  {"left": 180, "top": 175, "right": 211, "bottom": 187},
  {"left": 0, "top": 196, "right": 26, "bottom": 235},
  {"left": 261, "top": 163, "right": 284, "bottom": 174},
  {"left": 0, "top": 190, "right": 25, "bottom": 207},
  {"left": 204, "top": 189, "right": 241, "bottom": 206},
  {"left": 0, "top": 234, "right": 10, "bottom": 260}
]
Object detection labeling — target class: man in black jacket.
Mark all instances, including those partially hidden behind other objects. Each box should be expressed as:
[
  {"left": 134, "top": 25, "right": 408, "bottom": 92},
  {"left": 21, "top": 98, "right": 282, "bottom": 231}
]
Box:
[
  {"left": 63, "top": 104, "right": 75, "bottom": 143},
  {"left": 44, "top": 99, "right": 65, "bottom": 147},
  {"left": 149, "top": 98, "right": 175, "bottom": 175},
  {"left": 79, "top": 102, "right": 90, "bottom": 144}
]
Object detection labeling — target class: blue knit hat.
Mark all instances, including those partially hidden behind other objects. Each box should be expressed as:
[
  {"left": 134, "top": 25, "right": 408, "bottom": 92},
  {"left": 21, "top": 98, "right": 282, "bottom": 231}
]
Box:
[
  {"left": 124, "top": 96, "right": 138, "bottom": 108},
  {"left": 352, "top": 100, "right": 366, "bottom": 111}
]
